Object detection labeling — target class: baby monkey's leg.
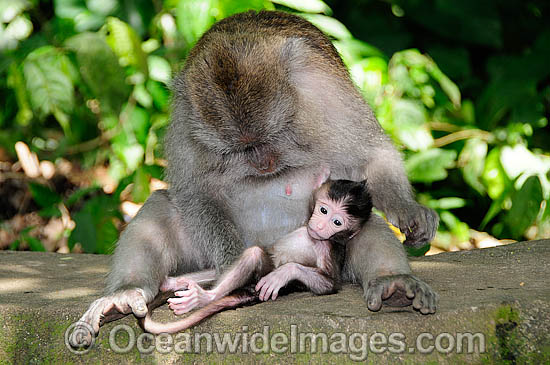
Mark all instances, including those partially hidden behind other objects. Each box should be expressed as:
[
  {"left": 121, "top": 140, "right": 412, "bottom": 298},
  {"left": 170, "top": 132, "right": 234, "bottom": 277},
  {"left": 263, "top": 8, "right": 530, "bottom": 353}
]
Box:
[
  {"left": 160, "top": 269, "right": 217, "bottom": 292},
  {"left": 168, "top": 246, "right": 274, "bottom": 314}
]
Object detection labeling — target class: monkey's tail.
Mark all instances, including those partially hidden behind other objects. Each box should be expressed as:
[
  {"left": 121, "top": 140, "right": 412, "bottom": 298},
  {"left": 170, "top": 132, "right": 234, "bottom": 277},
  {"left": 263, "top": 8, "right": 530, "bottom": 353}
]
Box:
[{"left": 140, "top": 289, "right": 258, "bottom": 334}]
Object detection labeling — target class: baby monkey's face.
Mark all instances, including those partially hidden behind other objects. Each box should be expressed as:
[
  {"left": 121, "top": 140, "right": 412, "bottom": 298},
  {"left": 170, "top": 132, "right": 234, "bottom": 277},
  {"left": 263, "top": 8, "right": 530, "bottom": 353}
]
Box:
[{"left": 307, "top": 191, "right": 353, "bottom": 241}]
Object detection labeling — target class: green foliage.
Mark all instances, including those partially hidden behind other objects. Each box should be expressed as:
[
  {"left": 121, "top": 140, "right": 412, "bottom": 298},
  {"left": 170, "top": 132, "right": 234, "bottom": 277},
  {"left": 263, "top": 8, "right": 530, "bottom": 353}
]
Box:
[{"left": 1, "top": 0, "right": 549, "bottom": 253}]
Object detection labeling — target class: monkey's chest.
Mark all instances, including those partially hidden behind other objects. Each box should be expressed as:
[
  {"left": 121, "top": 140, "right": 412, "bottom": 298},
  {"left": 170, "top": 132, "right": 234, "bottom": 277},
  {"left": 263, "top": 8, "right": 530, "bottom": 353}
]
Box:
[{"left": 228, "top": 170, "right": 319, "bottom": 247}]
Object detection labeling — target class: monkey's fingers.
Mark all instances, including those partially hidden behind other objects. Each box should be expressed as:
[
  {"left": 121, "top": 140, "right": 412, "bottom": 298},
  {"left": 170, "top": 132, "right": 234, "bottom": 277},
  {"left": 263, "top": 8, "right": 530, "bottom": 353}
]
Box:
[
  {"left": 401, "top": 205, "right": 439, "bottom": 248},
  {"left": 168, "top": 292, "right": 198, "bottom": 314},
  {"left": 257, "top": 281, "right": 272, "bottom": 301},
  {"left": 255, "top": 277, "right": 267, "bottom": 292},
  {"left": 365, "top": 282, "right": 384, "bottom": 311},
  {"left": 270, "top": 285, "right": 281, "bottom": 300},
  {"left": 412, "top": 282, "right": 437, "bottom": 315},
  {"left": 127, "top": 291, "right": 148, "bottom": 318},
  {"left": 264, "top": 284, "right": 277, "bottom": 301}
]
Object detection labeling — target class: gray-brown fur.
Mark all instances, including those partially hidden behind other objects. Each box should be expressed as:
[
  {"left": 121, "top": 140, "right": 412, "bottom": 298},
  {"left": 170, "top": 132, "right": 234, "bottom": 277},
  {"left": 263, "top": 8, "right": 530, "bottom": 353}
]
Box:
[{"left": 69, "top": 10, "right": 438, "bottom": 349}]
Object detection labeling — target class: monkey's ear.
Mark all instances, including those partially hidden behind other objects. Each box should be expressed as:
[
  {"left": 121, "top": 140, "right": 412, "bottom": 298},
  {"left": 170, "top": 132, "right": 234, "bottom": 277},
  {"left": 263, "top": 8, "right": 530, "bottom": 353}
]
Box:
[{"left": 314, "top": 167, "right": 331, "bottom": 189}]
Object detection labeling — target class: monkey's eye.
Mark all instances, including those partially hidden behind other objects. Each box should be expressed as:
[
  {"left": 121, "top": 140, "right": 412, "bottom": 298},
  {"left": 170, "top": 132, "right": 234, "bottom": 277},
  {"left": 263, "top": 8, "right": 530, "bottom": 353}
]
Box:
[
  {"left": 320, "top": 206, "right": 328, "bottom": 214},
  {"left": 333, "top": 219, "right": 342, "bottom": 226}
]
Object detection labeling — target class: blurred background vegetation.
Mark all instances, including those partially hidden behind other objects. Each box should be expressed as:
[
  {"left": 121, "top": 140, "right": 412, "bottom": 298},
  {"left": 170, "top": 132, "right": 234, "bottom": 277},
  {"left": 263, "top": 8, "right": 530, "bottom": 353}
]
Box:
[{"left": 0, "top": 0, "right": 549, "bottom": 255}]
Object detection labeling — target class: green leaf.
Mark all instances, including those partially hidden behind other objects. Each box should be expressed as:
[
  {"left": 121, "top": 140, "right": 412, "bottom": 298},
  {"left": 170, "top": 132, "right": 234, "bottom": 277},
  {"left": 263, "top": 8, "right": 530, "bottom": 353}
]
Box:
[
  {"left": 112, "top": 136, "right": 144, "bottom": 172},
  {"left": 132, "top": 166, "right": 150, "bottom": 203},
  {"left": 428, "top": 197, "right": 466, "bottom": 210},
  {"left": 66, "top": 32, "right": 130, "bottom": 114},
  {"left": 105, "top": 17, "right": 148, "bottom": 75},
  {"left": 128, "top": 105, "right": 150, "bottom": 145},
  {"left": 147, "top": 55, "right": 172, "bottom": 85},
  {"left": 147, "top": 80, "right": 169, "bottom": 110},
  {"left": 504, "top": 176, "right": 543, "bottom": 238},
  {"left": 69, "top": 194, "right": 120, "bottom": 253},
  {"left": 69, "top": 209, "right": 96, "bottom": 252},
  {"left": 500, "top": 144, "right": 550, "bottom": 181},
  {"left": 427, "top": 61, "right": 461, "bottom": 108},
  {"left": 9, "top": 239, "right": 21, "bottom": 250},
  {"left": 392, "top": 99, "right": 432, "bottom": 151},
  {"left": 22, "top": 235, "right": 46, "bottom": 252},
  {"left": 54, "top": 0, "right": 87, "bottom": 19},
  {"left": 406, "top": 148, "right": 457, "bottom": 183},
  {"left": 176, "top": 0, "right": 216, "bottom": 46},
  {"left": 440, "top": 211, "right": 469, "bottom": 242},
  {"left": 28, "top": 182, "right": 62, "bottom": 208},
  {"left": 7, "top": 63, "right": 33, "bottom": 126},
  {"left": 480, "top": 196, "right": 504, "bottom": 229},
  {"left": 459, "top": 138, "right": 487, "bottom": 194},
  {"left": 299, "top": 14, "right": 352, "bottom": 40},
  {"left": 482, "top": 148, "right": 510, "bottom": 200},
  {"left": 23, "top": 46, "right": 75, "bottom": 123},
  {"left": 333, "top": 39, "right": 386, "bottom": 65},
  {"left": 133, "top": 83, "right": 152, "bottom": 108},
  {"left": 65, "top": 186, "right": 101, "bottom": 207},
  {"left": 271, "top": 0, "right": 331, "bottom": 14},
  {"left": 406, "top": 243, "right": 430, "bottom": 257},
  {"left": 38, "top": 205, "right": 62, "bottom": 218},
  {"left": 217, "top": 0, "right": 272, "bottom": 18}
]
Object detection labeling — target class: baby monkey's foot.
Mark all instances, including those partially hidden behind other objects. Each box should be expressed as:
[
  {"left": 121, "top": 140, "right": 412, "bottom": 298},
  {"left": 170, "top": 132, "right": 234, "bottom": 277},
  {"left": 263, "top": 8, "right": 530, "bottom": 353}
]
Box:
[
  {"left": 160, "top": 276, "right": 193, "bottom": 292},
  {"left": 167, "top": 280, "right": 216, "bottom": 315}
]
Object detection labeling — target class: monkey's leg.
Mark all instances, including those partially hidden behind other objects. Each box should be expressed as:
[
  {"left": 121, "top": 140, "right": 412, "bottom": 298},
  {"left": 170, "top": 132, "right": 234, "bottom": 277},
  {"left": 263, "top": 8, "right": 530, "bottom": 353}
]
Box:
[
  {"left": 160, "top": 269, "right": 217, "bottom": 292},
  {"left": 256, "top": 262, "right": 335, "bottom": 301},
  {"left": 168, "top": 246, "right": 274, "bottom": 314},
  {"left": 342, "top": 215, "right": 437, "bottom": 314},
  {"left": 69, "top": 190, "right": 200, "bottom": 348}
]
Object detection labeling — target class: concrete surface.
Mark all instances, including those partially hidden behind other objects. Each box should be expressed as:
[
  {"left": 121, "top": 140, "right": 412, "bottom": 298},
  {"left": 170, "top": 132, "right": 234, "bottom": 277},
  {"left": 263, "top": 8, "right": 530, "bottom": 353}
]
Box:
[{"left": 0, "top": 240, "right": 549, "bottom": 363}]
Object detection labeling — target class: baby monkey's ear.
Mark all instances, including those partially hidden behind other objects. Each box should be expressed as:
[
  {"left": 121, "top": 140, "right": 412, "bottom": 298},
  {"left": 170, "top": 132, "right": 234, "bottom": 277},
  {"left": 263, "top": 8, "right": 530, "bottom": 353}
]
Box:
[{"left": 314, "top": 167, "right": 331, "bottom": 189}]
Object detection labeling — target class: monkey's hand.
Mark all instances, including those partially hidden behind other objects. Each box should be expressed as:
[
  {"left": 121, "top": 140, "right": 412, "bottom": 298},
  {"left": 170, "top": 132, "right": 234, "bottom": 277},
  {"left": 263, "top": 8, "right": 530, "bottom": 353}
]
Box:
[
  {"left": 256, "top": 265, "right": 292, "bottom": 301},
  {"left": 167, "top": 280, "right": 215, "bottom": 315},
  {"left": 365, "top": 274, "right": 437, "bottom": 314},
  {"left": 68, "top": 289, "right": 148, "bottom": 348},
  {"left": 389, "top": 203, "right": 439, "bottom": 248}
]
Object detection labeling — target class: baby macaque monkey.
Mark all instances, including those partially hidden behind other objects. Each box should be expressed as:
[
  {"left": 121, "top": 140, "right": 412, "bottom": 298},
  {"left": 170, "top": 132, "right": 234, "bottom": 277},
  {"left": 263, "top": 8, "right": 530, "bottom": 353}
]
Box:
[{"left": 141, "top": 179, "right": 372, "bottom": 334}]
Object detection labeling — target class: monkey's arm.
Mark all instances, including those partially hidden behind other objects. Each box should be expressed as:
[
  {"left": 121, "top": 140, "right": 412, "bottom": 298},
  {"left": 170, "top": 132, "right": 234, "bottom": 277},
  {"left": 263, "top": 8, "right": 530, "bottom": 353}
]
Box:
[
  {"left": 361, "top": 146, "right": 439, "bottom": 247},
  {"left": 255, "top": 262, "right": 336, "bottom": 301}
]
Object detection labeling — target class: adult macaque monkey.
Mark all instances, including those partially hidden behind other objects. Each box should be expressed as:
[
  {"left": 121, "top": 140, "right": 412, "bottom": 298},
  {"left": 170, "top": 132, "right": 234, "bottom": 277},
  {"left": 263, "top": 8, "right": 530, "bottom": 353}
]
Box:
[
  {"left": 69, "top": 10, "right": 438, "bottom": 348},
  {"left": 141, "top": 178, "right": 373, "bottom": 334}
]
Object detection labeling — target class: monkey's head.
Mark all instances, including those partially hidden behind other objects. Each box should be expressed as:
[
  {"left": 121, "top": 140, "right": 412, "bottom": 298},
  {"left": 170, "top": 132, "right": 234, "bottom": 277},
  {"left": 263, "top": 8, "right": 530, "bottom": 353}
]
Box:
[
  {"left": 307, "top": 179, "right": 372, "bottom": 244},
  {"left": 179, "top": 31, "right": 323, "bottom": 179}
]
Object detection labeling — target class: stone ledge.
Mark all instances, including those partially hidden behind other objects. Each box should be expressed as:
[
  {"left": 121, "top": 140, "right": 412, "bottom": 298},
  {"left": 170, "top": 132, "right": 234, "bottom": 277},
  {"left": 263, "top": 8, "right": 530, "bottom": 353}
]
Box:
[{"left": 0, "top": 240, "right": 549, "bottom": 363}]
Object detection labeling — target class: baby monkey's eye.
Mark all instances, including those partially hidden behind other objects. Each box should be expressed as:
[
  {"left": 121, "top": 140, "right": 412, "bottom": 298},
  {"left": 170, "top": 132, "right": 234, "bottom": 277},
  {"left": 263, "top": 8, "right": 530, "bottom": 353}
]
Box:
[
  {"left": 333, "top": 219, "right": 342, "bottom": 226},
  {"left": 320, "top": 206, "right": 328, "bottom": 214}
]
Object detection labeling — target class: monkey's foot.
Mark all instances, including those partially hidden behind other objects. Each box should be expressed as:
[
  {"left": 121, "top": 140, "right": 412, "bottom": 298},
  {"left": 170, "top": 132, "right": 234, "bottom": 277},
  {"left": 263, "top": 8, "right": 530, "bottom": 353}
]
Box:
[
  {"left": 160, "top": 276, "right": 192, "bottom": 292},
  {"left": 167, "top": 280, "right": 216, "bottom": 315},
  {"left": 365, "top": 274, "right": 437, "bottom": 314},
  {"left": 68, "top": 289, "right": 148, "bottom": 348}
]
